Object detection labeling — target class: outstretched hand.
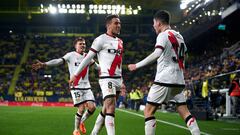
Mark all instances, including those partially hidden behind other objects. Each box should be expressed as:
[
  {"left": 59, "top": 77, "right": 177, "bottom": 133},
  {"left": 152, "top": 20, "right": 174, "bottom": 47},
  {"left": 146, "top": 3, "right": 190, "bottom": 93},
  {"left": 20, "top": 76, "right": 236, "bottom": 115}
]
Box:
[
  {"left": 32, "top": 60, "right": 46, "bottom": 71},
  {"left": 128, "top": 64, "right": 137, "bottom": 71}
]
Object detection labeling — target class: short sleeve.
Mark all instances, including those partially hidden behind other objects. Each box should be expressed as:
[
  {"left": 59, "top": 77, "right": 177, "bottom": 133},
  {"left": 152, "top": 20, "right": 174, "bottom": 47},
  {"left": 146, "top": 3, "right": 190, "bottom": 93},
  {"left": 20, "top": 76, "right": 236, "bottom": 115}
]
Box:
[
  {"left": 90, "top": 37, "right": 103, "bottom": 53},
  {"left": 155, "top": 33, "right": 166, "bottom": 51},
  {"left": 62, "top": 52, "right": 71, "bottom": 62}
]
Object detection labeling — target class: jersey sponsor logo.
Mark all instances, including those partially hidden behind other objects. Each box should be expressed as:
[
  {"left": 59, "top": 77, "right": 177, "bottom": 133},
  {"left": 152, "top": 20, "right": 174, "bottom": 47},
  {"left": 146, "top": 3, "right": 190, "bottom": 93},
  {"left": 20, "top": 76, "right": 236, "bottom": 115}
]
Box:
[
  {"left": 75, "top": 62, "right": 81, "bottom": 66},
  {"left": 108, "top": 49, "right": 122, "bottom": 56},
  {"left": 108, "top": 39, "right": 123, "bottom": 76}
]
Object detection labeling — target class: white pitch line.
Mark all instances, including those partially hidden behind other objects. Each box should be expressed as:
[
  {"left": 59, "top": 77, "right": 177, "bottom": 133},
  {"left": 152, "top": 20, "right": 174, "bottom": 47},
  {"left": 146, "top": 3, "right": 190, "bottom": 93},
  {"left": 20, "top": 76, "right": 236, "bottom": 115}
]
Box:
[{"left": 117, "top": 109, "right": 211, "bottom": 135}]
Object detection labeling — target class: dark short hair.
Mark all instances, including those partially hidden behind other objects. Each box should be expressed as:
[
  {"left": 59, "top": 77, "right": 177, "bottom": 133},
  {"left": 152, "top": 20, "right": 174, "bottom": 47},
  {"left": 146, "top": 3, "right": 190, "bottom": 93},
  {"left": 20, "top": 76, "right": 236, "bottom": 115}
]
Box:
[
  {"left": 105, "top": 14, "right": 119, "bottom": 25},
  {"left": 153, "top": 10, "right": 170, "bottom": 24},
  {"left": 73, "top": 37, "right": 85, "bottom": 46}
]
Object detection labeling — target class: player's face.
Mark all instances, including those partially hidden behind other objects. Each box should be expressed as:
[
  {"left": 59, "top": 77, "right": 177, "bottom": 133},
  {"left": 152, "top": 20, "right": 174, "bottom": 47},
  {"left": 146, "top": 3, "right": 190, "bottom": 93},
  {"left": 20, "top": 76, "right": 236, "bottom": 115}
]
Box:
[
  {"left": 109, "top": 18, "right": 121, "bottom": 35},
  {"left": 75, "top": 41, "right": 86, "bottom": 54},
  {"left": 153, "top": 19, "right": 161, "bottom": 34}
]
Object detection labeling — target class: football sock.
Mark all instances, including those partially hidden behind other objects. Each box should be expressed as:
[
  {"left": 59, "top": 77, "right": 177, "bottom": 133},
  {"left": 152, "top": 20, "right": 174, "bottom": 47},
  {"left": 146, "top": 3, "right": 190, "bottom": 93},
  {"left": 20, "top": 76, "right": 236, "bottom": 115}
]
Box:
[
  {"left": 74, "top": 113, "right": 82, "bottom": 130},
  {"left": 91, "top": 112, "right": 105, "bottom": 135},
  {"left": 81, "top": 109, "right": 94, "bottom": 123},
  {"left": 185, "top": 115, "right": 200, "bottom": 135},
  {"left": 105, "top": 113, "right": 115, "bottom": 135},
  {"left": 145, "top": 116, "right": 156, "bottom": 135}
]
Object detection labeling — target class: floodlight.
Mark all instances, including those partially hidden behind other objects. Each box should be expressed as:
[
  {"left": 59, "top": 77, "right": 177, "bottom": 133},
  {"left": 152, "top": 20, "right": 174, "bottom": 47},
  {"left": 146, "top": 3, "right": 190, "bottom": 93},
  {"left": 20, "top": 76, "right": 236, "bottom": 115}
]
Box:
[
  {"left": 89, "top": 4, "right": 93, "bottom": 9},
  {"left": 180, "top": 3, "right": 187, "bottom": 9},
  {"left": 72, "top": 4, "right": 76, "bottom": 9},
  {"left": 67, "top": 4, "right": 70, "bottom": 9},
  {"left": 94, "top": 5, "right": 98, "bottom": 10},
  {"left": 103, "top": 5, "right": 107, "bottom": 9},
  {"left": 49, "top": 6, "right": 57, "bottom": 14},
  {"left": 133, "top": 10, "right": 138, "bottom": 15},
  {"left": 137, "top": 6, "right": 141, "bottom": 10},
  {"left": 81, "top": 4, "right": 85, "bottom": 9}
]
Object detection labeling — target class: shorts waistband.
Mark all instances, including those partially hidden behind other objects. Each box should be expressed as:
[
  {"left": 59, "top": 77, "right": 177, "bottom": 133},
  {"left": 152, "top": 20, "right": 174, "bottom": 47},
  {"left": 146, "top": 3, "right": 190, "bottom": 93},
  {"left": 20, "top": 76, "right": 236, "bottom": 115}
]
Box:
[
  {"left": 153, "top": 82, "right": 185, "bottom": 88},
  {"left": 99, "top": 76, "right": 121, "bottom": 79},
  {"left": 70, "top": 88, "right": 91, "bottom": 90}
]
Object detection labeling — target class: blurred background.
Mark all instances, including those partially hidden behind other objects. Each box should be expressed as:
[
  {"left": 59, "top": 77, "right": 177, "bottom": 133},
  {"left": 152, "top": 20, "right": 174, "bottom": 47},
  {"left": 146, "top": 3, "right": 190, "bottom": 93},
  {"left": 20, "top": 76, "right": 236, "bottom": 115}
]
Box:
[{"left": 0, "top": 0, "right": 239, "bottom": 121}]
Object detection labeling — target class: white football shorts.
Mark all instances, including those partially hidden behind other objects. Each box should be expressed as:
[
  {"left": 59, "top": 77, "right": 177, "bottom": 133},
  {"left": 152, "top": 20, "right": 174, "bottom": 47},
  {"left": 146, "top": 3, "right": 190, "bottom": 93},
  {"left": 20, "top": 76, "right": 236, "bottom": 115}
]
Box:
[
  {"left": 99, "top": 78, "right": 122, "bottom": 100},
  {"left": 70, "top": 82, "right": 95, "bottom": 107},
  {"left": 147, "top": 84, "right": 186, "bottom": 106}
]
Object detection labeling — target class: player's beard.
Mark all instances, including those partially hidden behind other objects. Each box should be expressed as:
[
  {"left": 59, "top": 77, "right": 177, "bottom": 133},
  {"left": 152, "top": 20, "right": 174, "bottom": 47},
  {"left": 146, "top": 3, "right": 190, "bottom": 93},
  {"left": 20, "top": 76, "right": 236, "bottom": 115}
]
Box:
[{"left": 113, "top": 29, "right": 120, "bottom": 36}]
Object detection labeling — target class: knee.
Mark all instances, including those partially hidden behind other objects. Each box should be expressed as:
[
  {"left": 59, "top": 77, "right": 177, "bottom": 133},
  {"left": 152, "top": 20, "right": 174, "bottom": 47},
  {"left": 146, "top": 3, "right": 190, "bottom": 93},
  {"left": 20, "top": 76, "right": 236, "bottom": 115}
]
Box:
[
  {"left": 78, "top": 106, "right": 85, "bottom": 114},
  {"left": 104, "top": 98, "right": 116, "bottom": 113},
  {"left": 88, "top": 103, "right": 96, "bottom": 113},
  {"left": 144, "top": 109, "right": 151, "bottom": 118},
  {"left": 144, "top": 104, "right": 156, "bottom": 118}
]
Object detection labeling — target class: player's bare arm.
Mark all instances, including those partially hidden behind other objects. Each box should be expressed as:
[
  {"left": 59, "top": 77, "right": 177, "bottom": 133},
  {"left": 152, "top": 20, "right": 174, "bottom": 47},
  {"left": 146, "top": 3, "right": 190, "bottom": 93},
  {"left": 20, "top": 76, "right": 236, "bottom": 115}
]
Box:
[{"left": 32, "top": 60, "right": 46, "bottom": 71}]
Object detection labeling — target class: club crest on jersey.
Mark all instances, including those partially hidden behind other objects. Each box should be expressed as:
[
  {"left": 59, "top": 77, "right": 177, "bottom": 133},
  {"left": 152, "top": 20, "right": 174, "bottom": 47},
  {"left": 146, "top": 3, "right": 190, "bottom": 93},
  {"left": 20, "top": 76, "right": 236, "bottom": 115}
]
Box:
[{"left": 108, "top": 49, "right": 122, "bottom": 56}]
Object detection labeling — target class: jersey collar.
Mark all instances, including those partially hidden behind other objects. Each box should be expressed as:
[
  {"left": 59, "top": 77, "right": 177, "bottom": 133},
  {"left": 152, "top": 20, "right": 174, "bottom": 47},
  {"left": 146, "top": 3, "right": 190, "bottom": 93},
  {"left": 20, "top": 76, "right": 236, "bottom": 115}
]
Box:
[{"left": 105, "top": 32, "right": 117, "bottom": 38}]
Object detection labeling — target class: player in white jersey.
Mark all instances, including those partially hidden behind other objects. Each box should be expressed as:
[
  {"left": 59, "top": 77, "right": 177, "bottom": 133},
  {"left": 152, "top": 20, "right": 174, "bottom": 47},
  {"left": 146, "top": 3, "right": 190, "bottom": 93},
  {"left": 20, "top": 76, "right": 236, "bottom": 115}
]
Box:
[
  {"left": 32, "top": 37, "right": 98, "bottom": 135},
  {"left": 128, "top": 10, "right": 200, "bottom": 135},
  {"left": 69, "top": 15, "right": 123, "bottom": 135}
]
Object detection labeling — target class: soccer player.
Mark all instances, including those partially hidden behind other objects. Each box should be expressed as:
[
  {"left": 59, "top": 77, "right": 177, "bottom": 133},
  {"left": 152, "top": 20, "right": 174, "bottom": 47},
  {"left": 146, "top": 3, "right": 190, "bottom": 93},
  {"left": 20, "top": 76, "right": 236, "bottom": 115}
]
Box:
[
  {"left": 69, "top": 15, "right": 123, "bottom": 135},
  {"left": 32, "top": 37, "right": 98, "bottom": 135},
  {"left": 128, "top": 10, "right": 201, "bottom": 135}
]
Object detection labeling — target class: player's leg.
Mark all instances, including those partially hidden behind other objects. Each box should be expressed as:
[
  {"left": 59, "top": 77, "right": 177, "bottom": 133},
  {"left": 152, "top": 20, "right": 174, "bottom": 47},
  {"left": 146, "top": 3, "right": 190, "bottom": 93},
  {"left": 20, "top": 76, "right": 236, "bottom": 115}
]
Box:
[
  {"left": 78, "top": 89, "right": 96, "bottom": 134},
  {"left": 81, "top": 101, "right": 96, "bottom": 123},
  {"left": 174, "top": 90, "right": 200, "bottom": 135},
  {"left": 73, "top": 104, "right": 85, "bottom": 135},
  {"left": 90, "top": 105, "right": 105, "bottom": 135},
  {"left": 80, "top": 101, "right": 96, "bottom": 134},
  {"left": 91, "top": 90, "right": 121, "bottom": 135},
  {"left": 102, "top": 79, "right": 121, "bottom": 135},
  {"left": 71, "top": 89, "right": 85, "bottom": 135},
  {"left": 104, "top": 96, "right": 116, "bottom": 135},
  {"left": 144, "top": 103, "right": 158, "bottom": 135},
  {"left": 81, "top": 89, "right": 96, "bottom": 123},
  {"left": 177, "top": 105, "right": 200, "bottom": 135},
  {"left": 144, "top": 84, "right": 167, "bottom": 135}
]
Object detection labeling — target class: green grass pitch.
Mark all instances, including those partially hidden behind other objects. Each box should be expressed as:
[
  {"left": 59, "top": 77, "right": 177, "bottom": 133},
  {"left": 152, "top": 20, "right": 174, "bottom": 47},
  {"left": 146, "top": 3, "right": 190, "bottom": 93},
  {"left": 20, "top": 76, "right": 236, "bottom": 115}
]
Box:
[{"left": 0, "top": 106, "right": 240, "bottom": 135}]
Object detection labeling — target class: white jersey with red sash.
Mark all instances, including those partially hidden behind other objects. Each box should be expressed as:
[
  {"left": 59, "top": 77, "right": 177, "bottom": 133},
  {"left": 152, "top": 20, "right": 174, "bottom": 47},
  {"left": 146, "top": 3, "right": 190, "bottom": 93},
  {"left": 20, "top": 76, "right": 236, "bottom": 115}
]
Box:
[
  {"left": 154, "top": 29, "right": 187, "bottom": 86},
  {"left": 90, "top": 33, "right": 123, "bottom": 78},
  {"left": 63, "top": 51, "right": 90, "bottom": 88}
]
